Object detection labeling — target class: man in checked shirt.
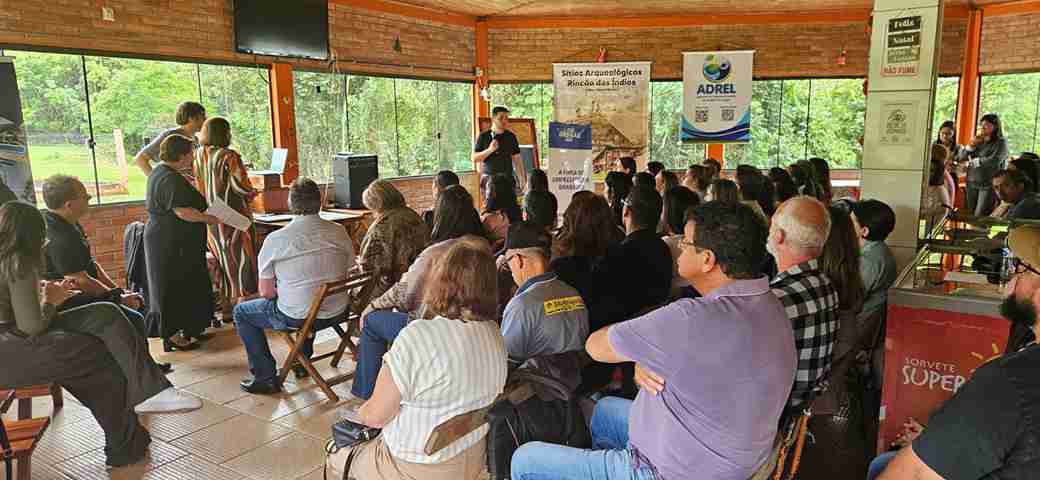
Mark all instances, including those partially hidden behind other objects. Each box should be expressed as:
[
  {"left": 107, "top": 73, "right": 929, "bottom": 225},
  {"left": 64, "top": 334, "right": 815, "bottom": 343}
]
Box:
[{"left": 767, "top": 196, "right": 840, "bottom": 407}]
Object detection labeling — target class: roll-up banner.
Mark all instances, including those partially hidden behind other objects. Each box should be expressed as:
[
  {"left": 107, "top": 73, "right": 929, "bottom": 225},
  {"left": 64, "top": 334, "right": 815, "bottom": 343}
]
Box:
[
  {"left": 681, "top": 51, "right": 755, "bottom": 144},
  {"left": 553, "top": 62, "right": 650, "bottom": 181},
  {"left": 547, "top": 122, "right": 593, "bottom": 219},
  {"left": 0, "top": 57, "right": 36, "bottom": 203}
]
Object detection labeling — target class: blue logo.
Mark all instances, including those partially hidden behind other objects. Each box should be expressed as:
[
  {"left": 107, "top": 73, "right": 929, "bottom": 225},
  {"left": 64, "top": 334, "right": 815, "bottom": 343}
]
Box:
[{"left": 702, "top": 55, "right": 732, "bottom": 83}]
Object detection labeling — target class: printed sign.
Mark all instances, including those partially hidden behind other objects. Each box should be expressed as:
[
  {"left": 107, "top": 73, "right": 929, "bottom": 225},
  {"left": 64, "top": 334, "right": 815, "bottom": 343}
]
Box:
[
  {"left": 879, "top": 101, "right": 919, "bottom": 145},
  {"left": 553, "top": 62, "right": 650, "bottom": 181},
  {"left": 883, "top": 16, "right": 923, "bottom": 77},
  {"left": 547, "top": 122, "right": 593, "bottom": 221},
  {"left": 681, "top": 51, "right": 755, "bottom": 144}
]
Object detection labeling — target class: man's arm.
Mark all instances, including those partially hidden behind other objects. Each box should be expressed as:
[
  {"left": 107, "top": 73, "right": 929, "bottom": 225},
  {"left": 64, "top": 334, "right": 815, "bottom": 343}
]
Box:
[
  {"left": 64, "top": 271, "right": 110, "bottom": 297},
  {"left": 358, "top": 365, "right": 402, "bottom": 428},
  {"left": 877, "top": 446, "right": 945, "bottom": 480},
  {"left": 92, "top": 263, "right": 118, "bottom": 290},
  {"left": 134, "top": 152, "right": 154, "bottom": 176},
  {"left": 586, "top": 325, "right": 631, "bottom": 364},
  {"left": 258, "top": 277, "right": 277, "bottom": 299}
]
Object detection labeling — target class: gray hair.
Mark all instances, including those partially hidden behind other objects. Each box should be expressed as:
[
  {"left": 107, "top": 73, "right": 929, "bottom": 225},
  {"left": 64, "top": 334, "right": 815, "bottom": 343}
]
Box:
[
  {"left": 289, "top": 178, "right": 322, "bottom": 215},
  {"left": 774, "top": 196, "right": 831, "bottom": 253},
  {"left": 362, "top": 179, "right": 406, "bottom": 213},
  {"left": 42, "top": 174, "right": 83, "bottom": 210}
]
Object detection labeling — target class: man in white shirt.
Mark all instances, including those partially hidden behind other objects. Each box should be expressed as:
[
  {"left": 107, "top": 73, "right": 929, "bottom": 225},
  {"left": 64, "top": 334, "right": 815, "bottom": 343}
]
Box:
[{"left": 234, "top": 178, "right": 356, "bottom": 394}]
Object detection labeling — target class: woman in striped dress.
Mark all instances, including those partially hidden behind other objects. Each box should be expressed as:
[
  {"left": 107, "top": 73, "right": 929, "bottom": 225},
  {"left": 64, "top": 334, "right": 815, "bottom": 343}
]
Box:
[{"left": 196, "top": 117, "right": 259, "bottom": 313}]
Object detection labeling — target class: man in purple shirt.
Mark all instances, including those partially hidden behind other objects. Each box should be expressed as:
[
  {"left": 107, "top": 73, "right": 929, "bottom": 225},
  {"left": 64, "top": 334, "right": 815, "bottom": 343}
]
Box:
[{"left": 510, "top": 201, "right": 797, "bottom": 480}]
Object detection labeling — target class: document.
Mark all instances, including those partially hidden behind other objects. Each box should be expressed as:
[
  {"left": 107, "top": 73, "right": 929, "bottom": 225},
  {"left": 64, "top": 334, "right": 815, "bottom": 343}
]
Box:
[{"left": 206, "top": 197, "right": 252, "bottom": 231}]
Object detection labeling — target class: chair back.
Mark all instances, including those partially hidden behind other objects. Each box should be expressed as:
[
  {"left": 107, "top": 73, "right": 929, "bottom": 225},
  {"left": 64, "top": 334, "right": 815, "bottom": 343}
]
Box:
[
  {"left": 301, "top": 271, "right": 375, "bottom": 323},
  {"left": 423, "top": 382, "right": 535, "bottom": 456}
]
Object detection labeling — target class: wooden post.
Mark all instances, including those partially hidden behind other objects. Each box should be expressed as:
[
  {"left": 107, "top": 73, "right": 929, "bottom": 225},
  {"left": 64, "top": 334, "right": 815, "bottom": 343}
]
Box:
[
  {"left": 474, "top": 20, "right": 490, "bottom": 137},
  {"left": 707, "top": 144, "right": 725, "bottom": 168},
  {"left": 956, "top": 9, "right": 982, "bottom": 145},
  {"left": 270, "top": 62, "right": 299, "bottom": 185}
]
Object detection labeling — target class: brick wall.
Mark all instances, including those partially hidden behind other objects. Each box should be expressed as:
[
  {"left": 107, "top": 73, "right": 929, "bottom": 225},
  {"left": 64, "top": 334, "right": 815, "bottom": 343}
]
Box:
[
  {"left": 0, "top": 0, "right": 475, "bottom": 80},
  {"left": 980, "top": 12, "right": 1040, "bottom": 74},
  {"left": 489, "top": 18, "right": 967, "bottom": 81}
]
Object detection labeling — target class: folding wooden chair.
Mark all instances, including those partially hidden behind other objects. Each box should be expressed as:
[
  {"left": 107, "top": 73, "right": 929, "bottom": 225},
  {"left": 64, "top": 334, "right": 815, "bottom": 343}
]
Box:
[
  {"left": 424, "top": 381, "right": 536, "bottom": 456},
  {"left": 1, "top": 390, "right": 52, "bottom": 480},
  {"left": 0, "top": 384, "right": 62, "bottom": 421},
  {"left": 276, "top": 271, "right": 375, "bottom": 402}
]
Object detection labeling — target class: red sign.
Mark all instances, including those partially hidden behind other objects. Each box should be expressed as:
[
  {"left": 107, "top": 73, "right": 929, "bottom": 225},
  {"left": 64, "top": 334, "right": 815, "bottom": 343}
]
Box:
[{"left": 878, "top": 304, "right": 1008, "bottom": 453}]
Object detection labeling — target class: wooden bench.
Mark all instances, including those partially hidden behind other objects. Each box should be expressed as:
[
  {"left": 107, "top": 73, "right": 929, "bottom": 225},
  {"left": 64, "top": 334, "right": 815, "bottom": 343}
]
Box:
[
  {"left": 276, "top": 272, "right": 375, "bottom": 402},
  {"left": 1, "top": 390, "right": 52, "bottom": 480},
  {"left": 0, "top": 384, "right": 62, "bottom": 421}
]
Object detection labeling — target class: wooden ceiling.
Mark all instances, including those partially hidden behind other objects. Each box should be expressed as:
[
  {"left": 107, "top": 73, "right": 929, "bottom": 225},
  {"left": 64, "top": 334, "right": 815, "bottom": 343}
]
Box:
[{"left": 388, "top": 0, "right": 1004, "bottom": 18}]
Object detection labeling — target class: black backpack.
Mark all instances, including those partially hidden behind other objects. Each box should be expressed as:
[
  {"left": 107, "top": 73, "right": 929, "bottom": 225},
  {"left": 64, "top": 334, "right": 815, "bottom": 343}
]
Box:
[
  {"left": 123, "top": 221, "right": 148, "bottom": 303},
  {"left": 486, "top": 368, "right": 591, "bottom": 479}
]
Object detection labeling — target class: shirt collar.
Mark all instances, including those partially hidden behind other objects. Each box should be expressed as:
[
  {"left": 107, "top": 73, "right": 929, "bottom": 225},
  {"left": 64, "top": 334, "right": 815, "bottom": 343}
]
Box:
[
  {"left": 516, "top": 271, "right": 557, "bottom": 295},
  {"left": 704, "top": 276, "right": 772, "bottom": 300},
  {"left": 773, "top": 258, "right": 821, "bottom": 284},
  {"left": 43, "top": 210, "right": 79, "bottom": 230}
]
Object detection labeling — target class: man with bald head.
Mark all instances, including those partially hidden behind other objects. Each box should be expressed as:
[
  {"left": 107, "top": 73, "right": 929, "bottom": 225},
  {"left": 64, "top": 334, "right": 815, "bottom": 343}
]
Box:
[{"left": 768, "top": 195, "right": 840, "bottom": 407}]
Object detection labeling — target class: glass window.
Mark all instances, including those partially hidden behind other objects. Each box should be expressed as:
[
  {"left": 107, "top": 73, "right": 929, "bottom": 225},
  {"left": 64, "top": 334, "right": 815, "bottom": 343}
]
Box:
[
  {"left": 294, "top": 70, "right": 346, "bottom": 183},
  {"left": 199, "top": 64, "right": 274, "bottom": 173},
  {"left": 933, "top": 76, "right": 959, "bottom": 143},
  {"left": 489, "top": 83, "right": 552, "bottom": 161},
  {"left": 981, "top": 73, "right": 1040, "bottom": 156},
  {"left": 346, "top": 75, "right": 399, "bottom": 176},
  {"left": 8, "top": 50, "right": 89, "bottom": 205},
  {"left": 438, "top": 82, "right": 474, "bottom": 173},
  {"left": 724, "top": 79, "right": 784, "bottom": 169},
  {"left": 806, "top": 78, "right": 866, "bottom": 169},
  {"left": 650, "top": 81, "right": 705, "bottom": 169},
  {"left": 394, "top": 78, "right": 439, "bottom": 177}
]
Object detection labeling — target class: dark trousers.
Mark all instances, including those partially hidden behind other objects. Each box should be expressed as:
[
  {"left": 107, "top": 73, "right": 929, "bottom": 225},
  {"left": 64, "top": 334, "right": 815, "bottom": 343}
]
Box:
[
  {"left": 351, "top": 311, "right": 410, "bottom": 399},
  {"left": 0, "top": 304, "right": 156, "bottom": 462},
  {"left": 966, "top": 184, "right": 996, "bottom": 217}
]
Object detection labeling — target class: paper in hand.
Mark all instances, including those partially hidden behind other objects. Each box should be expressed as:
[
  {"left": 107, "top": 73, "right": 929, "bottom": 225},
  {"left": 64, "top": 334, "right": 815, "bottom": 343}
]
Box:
[{"left": 206, "top": 196, "right": 252, "bottom": 231}]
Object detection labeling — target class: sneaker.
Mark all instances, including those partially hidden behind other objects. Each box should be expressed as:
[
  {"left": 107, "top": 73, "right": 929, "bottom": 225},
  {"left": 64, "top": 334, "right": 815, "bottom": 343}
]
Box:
[{"left": 134, "top": 388, "right": 203, "bottom": 414}]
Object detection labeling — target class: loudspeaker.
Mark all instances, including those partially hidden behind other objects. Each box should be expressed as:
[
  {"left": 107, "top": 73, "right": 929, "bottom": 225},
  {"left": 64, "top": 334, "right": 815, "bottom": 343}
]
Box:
[{"left": 332, "top": 153, "right": 378, "bottom": 209}]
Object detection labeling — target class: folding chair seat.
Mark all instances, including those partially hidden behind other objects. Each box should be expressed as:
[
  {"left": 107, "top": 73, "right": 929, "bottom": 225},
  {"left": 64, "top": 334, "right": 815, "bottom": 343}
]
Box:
[
  {"left": 276, "top": 271, "right": 375, "bottom": 402},
  {"left": 1, "top": 390, "right": 51, "bottom": 480},
  {"left": 0, "top": 384, "right": 62, "bottom": 420}
]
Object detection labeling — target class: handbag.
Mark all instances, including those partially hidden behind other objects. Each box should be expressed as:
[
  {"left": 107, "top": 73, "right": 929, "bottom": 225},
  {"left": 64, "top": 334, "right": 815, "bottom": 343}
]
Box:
[{"left": 324, "top": 417, "right": 381, "bottom": 480}]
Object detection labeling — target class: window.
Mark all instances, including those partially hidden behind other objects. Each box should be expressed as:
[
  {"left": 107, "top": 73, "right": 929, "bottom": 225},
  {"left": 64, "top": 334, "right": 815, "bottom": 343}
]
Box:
[
  {"left": 294, "top": 70, "right": 347, "bottom": 183},
  {"left": 933, "top": 76, "right": 960, "bottom": 142},
  {"left": 199, "top": 64, "right": 274, "bottom": 175},
  {"left": 438, "top": 81, "right": 475, "bottom": 173},
  {"left": 981, "top": 73, "right": 1040, "bottom": 156},
  {"left": 489, "top": 83, "right": 552, "bottom": 161},
  {"left": 649, "top": 81, "right": 705, "bottom": 169},
  {"left": 806, "top": 78, "right": 866, "bottom": 169}
]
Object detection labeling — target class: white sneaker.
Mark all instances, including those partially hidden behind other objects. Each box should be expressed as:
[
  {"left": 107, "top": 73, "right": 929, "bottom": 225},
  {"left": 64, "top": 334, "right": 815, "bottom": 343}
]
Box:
[{"left": 134, "top": 388, "right": 203, "bottom": 414}]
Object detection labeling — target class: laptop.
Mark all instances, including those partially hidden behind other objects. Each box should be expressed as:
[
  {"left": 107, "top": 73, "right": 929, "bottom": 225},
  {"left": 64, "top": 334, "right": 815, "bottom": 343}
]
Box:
[{"left": 250, "top": 148, "right": 288, "bottom": 176}]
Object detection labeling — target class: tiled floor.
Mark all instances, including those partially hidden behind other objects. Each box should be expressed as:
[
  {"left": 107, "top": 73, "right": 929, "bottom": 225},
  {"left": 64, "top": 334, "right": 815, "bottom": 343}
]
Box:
[{"left": 3, "top": 325, "right": 362, "bottom": 480}]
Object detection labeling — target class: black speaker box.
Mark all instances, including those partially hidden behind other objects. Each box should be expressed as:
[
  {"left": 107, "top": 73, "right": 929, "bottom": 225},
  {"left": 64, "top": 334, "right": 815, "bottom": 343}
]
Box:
[{"left": 332, "top": 153, "right": 378, "bottom": 209}]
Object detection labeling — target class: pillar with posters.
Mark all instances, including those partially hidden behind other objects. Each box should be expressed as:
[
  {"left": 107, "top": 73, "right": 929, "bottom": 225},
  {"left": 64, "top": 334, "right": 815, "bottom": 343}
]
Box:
[
  {"left": 547, "top": 122, "right": 593, "bottom": 220},
  {"left": 0, "top": 57, "right": 36, "bottom": 203},
  {"left": 681, "top": 51, "right": 755, "bottom": 144},
  {"left": 553, "top": 62, "right": 650, "bottom": 181}
]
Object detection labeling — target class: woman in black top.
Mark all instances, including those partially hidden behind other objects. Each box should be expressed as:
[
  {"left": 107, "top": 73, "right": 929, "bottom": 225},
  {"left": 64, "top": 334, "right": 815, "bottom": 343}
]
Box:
[
  {"left": 957, "top": 113, "right": 1010, "bottom": 216},
  {"left": 144, "top": 134, "right": 221, "bottom": 351}
]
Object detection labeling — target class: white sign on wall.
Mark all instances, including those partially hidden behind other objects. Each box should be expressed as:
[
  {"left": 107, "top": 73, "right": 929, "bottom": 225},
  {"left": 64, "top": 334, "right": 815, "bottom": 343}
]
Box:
[{"left": 681, "top": 50, "right": 755, "bottom": 144}]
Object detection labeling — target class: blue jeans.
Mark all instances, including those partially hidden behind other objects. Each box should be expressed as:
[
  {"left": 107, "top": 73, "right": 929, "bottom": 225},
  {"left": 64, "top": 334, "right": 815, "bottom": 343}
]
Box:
[
  {"left": 351, "top": 311, "right": 410, "bottom": 399},
  {"left": 511, "top": 397, "right": 658, "bottom": 480},
  {"left": 233, "top": 298, "right": 316, "bottom": 384},
  {"left": 867, "top": 451, "right": 898, "bottom": 480}
]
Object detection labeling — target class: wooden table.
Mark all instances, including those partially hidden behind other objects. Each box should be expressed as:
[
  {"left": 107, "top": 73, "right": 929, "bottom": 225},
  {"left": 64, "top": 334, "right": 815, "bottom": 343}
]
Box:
[{"left": 253, "top": 209, "right": 372, "bottom": 253}]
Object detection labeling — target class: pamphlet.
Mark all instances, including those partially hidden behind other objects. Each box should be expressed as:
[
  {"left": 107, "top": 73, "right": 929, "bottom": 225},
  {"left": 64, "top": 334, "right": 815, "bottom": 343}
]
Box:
[{"left": 206, "top": 196, "right": 252, "bottom": 231}]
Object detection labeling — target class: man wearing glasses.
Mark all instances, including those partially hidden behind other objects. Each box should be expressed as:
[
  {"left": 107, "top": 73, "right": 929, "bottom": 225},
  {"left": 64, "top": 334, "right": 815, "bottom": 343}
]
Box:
[{"left": 872, "top": 226, "right": 1040, "bottom": 480}]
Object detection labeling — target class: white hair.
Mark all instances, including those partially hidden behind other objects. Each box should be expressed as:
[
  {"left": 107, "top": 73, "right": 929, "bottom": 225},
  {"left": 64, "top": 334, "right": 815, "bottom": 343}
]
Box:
[{"left": 774, "top": 196, "right": 831, "bottom": 253}]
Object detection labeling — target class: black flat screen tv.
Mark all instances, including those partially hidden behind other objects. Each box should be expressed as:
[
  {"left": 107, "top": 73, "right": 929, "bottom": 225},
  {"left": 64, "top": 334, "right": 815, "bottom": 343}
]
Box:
[{"left": 234, "top": 0, "right": 329, "bottom": 60}]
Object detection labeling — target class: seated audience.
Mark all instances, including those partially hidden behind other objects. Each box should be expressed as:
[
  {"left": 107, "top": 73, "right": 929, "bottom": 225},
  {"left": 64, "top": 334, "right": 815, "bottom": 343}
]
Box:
[
  {"left": 42, "top": 175, "right": 146, "bottom": 323},
  {"left": 354, "top": 185, "right": 487, "bottom": 400},
  {"left": 633, "top": 171, "right": 656, "bottom": 189},
  {"left": 482, "top": 173, "right": 523, "bottom": 250},
  {"left": 327, "top": 241, "right": 507, "bottom": 480},
  {"left": 423, "top": 170, "right": 459, "bottom": 228},
  {"left": 682, "top": 164, "right": 711, "bottom": 200},
  {"left": 501, "top": 221, "right": 589, "bottom": 388},
  {"left": 768, "top": 197, "right": 839, "bottom": 408},
  {"left": 809, "top": 157, "right": 834, "bottom": 203},
  {"left": 769, "top": 167, "right": 799, "bottom": 204},
  {"left": 614, "top": 156, "right": 637, "bottom": 178},
  {"left": 234, "top": 178, "right": 356, "bottom": 394},
  {"left": 551, "top": 192, "right": 624, "bottom": 319},
  {"left": 522, "top": 189, "right": 558, "bottom": 233},
  {"left": 646, "top": 161, "right": 665, "bottom": 177},
  {"left": 357, "top": 180, "right": 429, "bottom": 302},
  {"left": 736, "top": 166, "right": 775, "bottom": 221},
  {"left": 655, "top": 169, "right": 680, "bottom": 195},
  {"left": 511, "top": 201, "right": 796, "bottom": 480},
  {"left": 850, "top": 198, "right": 898, "bottom": 390},
  {"left": 661, "top": 186, "right": 701, "bottom": 297},
  {"left": 870, "top": 226, "right": 1040, "bottom": 480},
  {"left": 1011, "top": 153, "right": 1040, "bottom": 191},
  {"left": 790, "top": 161, "right": 825, "bottom": 201},
  {"left": 707, "top": 178, "right": 741, "bottom": 204},
  {"left": 0, "top": 202, "right": 202, "bottom": 467},
  {"left": 991, "top": 169, "right": 1040, "bottom": 220},
  {"left": 526, "top": 168, "right": 558, "bottom": 224},
  {"left": 702, "top": 157, "right": 722, "bottom": 180},
  {"left": 604, "top": 171, "right": 632, "bottom": 227}
]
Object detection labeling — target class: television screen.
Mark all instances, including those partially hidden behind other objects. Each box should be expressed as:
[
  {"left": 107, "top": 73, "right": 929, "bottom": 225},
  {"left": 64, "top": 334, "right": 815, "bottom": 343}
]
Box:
[{"left": 234, "top": 0, "right": 329, "bottom": 60}]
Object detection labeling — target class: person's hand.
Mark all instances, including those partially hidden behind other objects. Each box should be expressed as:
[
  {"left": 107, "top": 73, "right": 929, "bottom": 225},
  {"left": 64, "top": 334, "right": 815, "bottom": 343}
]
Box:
[
  {"left": 634, "top": 363, "right": 665, "bottom": 395},
  {"left": 970, "top": 134, "right": 984, "bottom": 147},
  {"left": 121, "top": 293, "right": 144, "bottom": 310},
  {"left": 487, "top": 139, "right": 499, "bottom": 154},
  {"left": 360, "top": 305, "right": 375, "bottom": 331},
  {"left": 42, "top": 281, "right": 74, "bottom": 306},
  {"left": 892, "top": 418, "right": 925, "bottom": 447}
]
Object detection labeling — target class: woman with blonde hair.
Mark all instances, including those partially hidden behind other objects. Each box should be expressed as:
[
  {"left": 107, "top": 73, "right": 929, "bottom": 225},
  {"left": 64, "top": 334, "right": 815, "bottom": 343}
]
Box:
[
  {"left": 328, "top": 241, "right": 507, "bottom": 480},
  {"left": 196, "top": 116, "right": 259, "bottom": 316},
  {"left": 358, "top": 179, "right": 430, "bottom": 300}
]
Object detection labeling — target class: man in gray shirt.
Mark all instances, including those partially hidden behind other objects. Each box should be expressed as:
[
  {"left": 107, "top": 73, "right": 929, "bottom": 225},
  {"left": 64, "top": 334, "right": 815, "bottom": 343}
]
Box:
[
  {"left": 501, "top": 221, "right": 589, "bottom": 388},
  {"left": 133, "top": 101, "right": 206, "bottom": 176}
]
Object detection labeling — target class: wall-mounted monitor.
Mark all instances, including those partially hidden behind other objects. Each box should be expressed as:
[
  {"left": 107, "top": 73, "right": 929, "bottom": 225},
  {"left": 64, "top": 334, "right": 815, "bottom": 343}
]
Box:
[{"left": 234, "top": 0, "right": 329, "bottom": 61}]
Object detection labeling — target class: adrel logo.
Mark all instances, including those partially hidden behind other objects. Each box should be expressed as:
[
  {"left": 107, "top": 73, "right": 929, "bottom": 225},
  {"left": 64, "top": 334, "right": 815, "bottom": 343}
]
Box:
[
  {"left": 559, "top": 127, "right": 584, "bottom": 142},
  {"left": 698, "top": 54, "right": 736, "bottom": 95}
]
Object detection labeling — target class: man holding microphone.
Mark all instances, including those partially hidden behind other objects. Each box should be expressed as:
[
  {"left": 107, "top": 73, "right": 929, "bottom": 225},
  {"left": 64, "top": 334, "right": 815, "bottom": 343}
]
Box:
[{"left": 473, "top": 106, "right": 524, "bottom": 204}]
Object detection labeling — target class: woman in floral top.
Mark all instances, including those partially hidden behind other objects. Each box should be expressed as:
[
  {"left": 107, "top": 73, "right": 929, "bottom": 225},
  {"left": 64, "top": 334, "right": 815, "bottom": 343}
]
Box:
[{"left": 358, "top": 180, "right": 430, "bottom": 300}]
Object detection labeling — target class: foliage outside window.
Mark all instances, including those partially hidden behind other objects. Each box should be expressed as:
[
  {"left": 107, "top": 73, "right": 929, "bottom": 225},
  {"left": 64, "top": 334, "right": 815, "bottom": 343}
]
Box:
[
  {"left": 932, "top": 77, "right": 960, "bottom": 143},
  {"left": 649, "top": 82, "right": 706, "bottom": 169},
  {"left": 489, "top": 83, "right": 553, "bottom": 162},
  {"left": 981, "top": 73, "right": 1040, "bottom": 156}
]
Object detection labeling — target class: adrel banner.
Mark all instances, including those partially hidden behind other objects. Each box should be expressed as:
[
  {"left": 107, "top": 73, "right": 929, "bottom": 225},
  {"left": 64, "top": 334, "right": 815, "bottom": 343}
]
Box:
[
  {"left": 547, "top": 122, "right": 593, "bottom": 219},
  {"left": 553, "top": 62, "right": 650, "bottom": 181},
  {"left": 681, "top": 51, "right": 754, "bottom": 144},
  {"left": 0, "top": 57, "right": 35, "bottom": 203}
]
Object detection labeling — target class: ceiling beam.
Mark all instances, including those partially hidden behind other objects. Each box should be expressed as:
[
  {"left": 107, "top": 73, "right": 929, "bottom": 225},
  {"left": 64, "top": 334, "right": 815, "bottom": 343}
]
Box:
[
  {"left": 981, "top": 0, "right": 1040, "bottom": 16},
  {"left": 484, "top": 9, "right": 875, "bottom": 29},
  {"left": 329, "top": 0, "right": 477, "bottom": 28}
]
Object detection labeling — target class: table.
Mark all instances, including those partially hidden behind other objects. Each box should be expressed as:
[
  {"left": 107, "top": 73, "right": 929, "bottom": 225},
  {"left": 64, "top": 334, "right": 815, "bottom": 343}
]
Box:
[{"left": 253, "top": 209, "right": 372, "bottom": 253}]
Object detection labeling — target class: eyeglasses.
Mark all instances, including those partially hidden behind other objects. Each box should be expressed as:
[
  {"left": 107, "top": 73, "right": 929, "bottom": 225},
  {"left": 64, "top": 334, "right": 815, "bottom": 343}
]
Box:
[{"left": 1011, "top": 257, "right": 1040, "bottom": 276}]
